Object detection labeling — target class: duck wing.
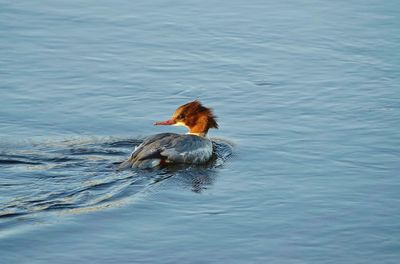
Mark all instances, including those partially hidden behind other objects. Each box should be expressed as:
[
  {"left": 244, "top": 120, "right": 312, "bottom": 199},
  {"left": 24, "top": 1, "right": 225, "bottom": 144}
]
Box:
[
  {"left": 159, "top": 135, "right": 213, "bottom": 164},
  {"left": 119, "top": 133, "right": 213, "bottom": 169}
]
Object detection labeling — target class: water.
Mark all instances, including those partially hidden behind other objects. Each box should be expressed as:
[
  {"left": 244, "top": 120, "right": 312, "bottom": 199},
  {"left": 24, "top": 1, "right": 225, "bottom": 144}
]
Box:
[{"left": 1, "top": 0, "right": 399, "bottom": 263}]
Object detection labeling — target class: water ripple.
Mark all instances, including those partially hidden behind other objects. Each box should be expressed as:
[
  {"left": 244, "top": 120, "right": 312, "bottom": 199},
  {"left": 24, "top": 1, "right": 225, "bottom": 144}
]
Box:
[{"left": 0, "top": 137, "right": 233, "bottom": 219}]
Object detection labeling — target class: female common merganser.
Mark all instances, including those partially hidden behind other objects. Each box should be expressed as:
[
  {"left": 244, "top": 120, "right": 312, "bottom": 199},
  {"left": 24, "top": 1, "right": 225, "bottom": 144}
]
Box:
[{"left": 118, "top": 100, "right": 218, "bottom": 169}]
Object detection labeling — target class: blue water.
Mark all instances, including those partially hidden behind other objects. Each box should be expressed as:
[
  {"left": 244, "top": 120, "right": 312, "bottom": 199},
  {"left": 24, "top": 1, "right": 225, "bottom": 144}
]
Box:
[{"left": 1, "top": 0, "right": 400, "bottom": 263}]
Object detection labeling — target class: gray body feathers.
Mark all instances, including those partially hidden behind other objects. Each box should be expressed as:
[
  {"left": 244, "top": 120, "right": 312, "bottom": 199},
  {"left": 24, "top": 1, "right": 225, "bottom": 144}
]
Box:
[{"left": 118, "top": 133, "right": 213, "bottom": 169}]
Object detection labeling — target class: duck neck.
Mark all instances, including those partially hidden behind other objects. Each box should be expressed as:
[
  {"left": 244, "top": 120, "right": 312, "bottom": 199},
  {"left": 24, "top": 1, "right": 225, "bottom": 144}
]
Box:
[
  {"left": 187, "top": 131, "right": 207, "bottom": 137},
  {"left": 187, "top": 115, "right": 209, "bottom": 137}
]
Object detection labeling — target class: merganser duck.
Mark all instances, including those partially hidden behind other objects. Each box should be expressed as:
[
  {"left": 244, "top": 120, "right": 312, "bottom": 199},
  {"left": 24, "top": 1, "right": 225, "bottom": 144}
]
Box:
[{"left": 118, "top": 100, "right": 218, "bottom": 169}]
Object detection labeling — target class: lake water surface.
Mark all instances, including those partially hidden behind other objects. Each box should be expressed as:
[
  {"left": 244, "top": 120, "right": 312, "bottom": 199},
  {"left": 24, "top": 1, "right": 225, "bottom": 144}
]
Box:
[{"left": 1, "top": 1, "right": 399, "bottom": 263}]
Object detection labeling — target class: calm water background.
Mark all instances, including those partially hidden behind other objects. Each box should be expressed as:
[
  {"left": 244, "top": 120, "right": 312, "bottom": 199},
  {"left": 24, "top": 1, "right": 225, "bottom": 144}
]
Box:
[{"left": 1, "top": 0, "right": 399, "bottom": 263}]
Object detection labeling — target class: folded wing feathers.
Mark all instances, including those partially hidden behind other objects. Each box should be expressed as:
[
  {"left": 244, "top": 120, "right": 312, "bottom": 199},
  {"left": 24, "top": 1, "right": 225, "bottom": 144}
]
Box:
[{"left": 123, "top": 133, "right": 213, "bottom": 168}]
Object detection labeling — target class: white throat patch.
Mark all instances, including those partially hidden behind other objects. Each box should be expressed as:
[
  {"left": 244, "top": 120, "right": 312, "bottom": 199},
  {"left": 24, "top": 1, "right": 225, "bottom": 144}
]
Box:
[{"left": 173, "top": 121, "right": 187, "bottom": 127}]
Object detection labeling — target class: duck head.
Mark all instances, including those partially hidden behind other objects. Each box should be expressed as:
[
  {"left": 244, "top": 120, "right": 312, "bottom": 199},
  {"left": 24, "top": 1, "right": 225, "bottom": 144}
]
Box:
[{"left": 154, "top": 100, "right": 218, "bottom": 136}]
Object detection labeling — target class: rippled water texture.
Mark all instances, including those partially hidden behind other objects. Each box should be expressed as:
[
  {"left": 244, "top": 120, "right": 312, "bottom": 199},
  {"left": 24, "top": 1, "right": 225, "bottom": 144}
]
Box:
[
  {"left": 1, "top": 0, "right": 400, "bottom": 263},
  {"left": 0, "top": 138, "right": 232, "bottom": 219}
]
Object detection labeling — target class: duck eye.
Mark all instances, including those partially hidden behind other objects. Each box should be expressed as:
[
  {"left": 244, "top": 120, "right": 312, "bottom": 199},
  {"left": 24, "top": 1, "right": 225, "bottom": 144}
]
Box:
[{"left": 178, "top": 114, "right": 185, "bottom": 119}]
